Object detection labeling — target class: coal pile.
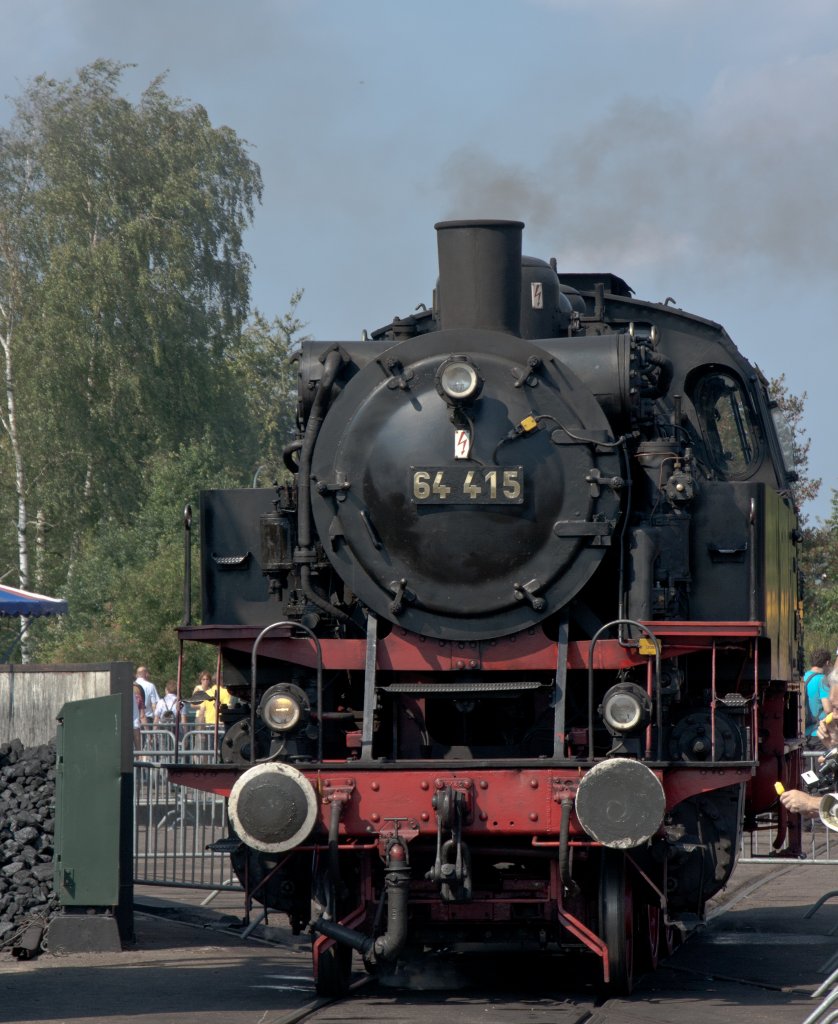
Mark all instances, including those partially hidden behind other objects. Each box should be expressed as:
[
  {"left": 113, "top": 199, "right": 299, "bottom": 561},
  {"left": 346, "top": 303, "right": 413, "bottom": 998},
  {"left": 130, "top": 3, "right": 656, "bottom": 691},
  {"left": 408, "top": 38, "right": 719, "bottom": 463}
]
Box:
[{"left": 0, "top": 738, "right": 58, "bottom": 954}]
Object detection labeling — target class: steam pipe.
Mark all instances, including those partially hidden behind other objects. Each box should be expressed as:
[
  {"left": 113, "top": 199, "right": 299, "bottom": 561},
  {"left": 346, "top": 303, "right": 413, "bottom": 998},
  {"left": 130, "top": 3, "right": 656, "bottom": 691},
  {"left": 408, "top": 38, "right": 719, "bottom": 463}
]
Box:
[
  {"left": 327, "top": 798, "right": 342, "bottom": 913},
  {"left": 371, "top": 844, "right": 410, "bottom": 960},
  {"left": 559, "top": 798, "right": 579, "bottom": 896},
  {"left": 283, "top": 439, "right": 302, "bottom": 474},
  {"left": 310, "top": 843, "right": 411, "bottom": 963},
  {"left": 645, "top": 349, "right": 674, "bottom": 397},
  {"left": 294, "top": 346, "right": 349, "bottom": 621},
  {"left": 311, "top": 916, "right": 373, "bottom": 955},
  {"left": 296, "top": 346, "right": 342, "bottom": 552}
]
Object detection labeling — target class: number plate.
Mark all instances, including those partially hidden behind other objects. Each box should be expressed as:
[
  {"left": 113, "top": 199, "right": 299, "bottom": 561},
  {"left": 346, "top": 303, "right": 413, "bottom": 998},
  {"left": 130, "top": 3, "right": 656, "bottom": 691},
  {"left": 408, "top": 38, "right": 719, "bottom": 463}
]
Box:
[{"left": 411, "top": 466, "right": 524, "bottom": 504}]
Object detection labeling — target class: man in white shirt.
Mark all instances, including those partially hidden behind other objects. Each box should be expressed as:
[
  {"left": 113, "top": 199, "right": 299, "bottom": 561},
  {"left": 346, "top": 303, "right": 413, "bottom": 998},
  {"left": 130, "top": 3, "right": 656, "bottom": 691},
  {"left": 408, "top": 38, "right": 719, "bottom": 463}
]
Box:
[{"left": 135, "top": 665, "right": 159, "bottom": 720}]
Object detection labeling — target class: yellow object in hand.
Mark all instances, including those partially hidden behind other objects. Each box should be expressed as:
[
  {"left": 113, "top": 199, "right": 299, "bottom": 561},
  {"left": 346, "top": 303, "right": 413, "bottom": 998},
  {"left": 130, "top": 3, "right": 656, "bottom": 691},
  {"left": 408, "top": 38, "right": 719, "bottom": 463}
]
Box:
[
  {"left": 825, "top": 712, "right": 834, "bottom": 725},
  {"left": 774, "top": 781, "right": 785, "bottom": 795}
]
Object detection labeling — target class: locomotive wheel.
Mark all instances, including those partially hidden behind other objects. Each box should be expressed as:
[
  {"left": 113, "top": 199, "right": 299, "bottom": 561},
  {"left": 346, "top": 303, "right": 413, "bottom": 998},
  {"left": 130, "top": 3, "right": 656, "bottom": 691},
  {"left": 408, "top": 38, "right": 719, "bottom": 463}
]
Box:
[
  {"left": 636, "top": 902, "right": 660, "bottom": 973},
  {"left": 600, "top": 851, "right": 635, "bottom": 995},
  {"left": 662, "top": 920, "right": 681, "bottom": 958},
  {"left": 314, "top": 938, "right": 352, "bottom": 997}
]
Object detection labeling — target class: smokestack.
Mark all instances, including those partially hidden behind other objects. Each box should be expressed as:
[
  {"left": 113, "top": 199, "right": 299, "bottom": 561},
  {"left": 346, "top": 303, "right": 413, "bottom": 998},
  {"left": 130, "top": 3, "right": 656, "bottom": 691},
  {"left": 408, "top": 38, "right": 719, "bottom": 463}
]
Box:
[{"left": 435, "top": 219, "right": 524, "bottom": 334}]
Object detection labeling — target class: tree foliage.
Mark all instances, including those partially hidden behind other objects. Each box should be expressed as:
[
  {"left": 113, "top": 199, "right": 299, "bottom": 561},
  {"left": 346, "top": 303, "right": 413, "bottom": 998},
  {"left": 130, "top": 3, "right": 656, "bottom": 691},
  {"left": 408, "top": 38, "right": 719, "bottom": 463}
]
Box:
[
  {"left": 766, "top": 375, "right": 836, "bottom": 661},
  {"left": 229, "top": 295, "right": 307, "bottom": 484},
  {"left": 0, "top": 60, "right": 263, "bottom": 605},
  {"left": 32, "top": 438, "right": 240, "bottom": 680},
  {"left": 767, "top": 373, "right": 821, "bottom": 518},
  {"left": 0, "top": 61, "right": 309, "bottom": 668},
  {"left": 798, "top": 493, "right": 838, "bottom": 658}
]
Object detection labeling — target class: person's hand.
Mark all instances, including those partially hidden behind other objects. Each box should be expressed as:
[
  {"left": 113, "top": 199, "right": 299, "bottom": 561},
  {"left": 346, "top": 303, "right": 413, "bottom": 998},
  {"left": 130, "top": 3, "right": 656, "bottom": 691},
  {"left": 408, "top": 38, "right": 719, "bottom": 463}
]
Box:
[
  {"left": 816, "top": 714, "right": 838, "bottom": 747},
  {"left": 780, "top": 788, "right": 820, "bottom": 818}
]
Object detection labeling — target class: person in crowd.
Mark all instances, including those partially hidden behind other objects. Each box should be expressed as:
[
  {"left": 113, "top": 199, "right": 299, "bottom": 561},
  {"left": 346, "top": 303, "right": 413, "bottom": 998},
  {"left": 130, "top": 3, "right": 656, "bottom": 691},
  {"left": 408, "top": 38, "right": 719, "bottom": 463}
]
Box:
[
  {"left": 183, "top": 679, "right": 209, "bottom": 730},
  {"left": 781, "top": 691, "right": 838, "bottom": 818},
  {"left": 202, "top": 673, "right": 232, "bottom": 730},
  {"left": 804, "top": 650, "right": 832, "bottom": 748},
  {"left": 135, "top": 665, "right": 160, "bottom": 721},
  {"left": 182, "top": 677, "right": 212, "bottom": 757},
  {"left": 153, "top": 678, "right": 185, "bottom": 729},
  {"left": 132, "top": 682, "right": 147, "bottom": 749}
]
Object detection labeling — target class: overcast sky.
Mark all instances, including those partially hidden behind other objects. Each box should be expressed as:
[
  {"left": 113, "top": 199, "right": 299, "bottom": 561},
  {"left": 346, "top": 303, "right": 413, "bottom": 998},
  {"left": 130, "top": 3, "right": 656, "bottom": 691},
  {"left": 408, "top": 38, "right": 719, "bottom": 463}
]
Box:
[{"left": 3, "top": 0, "right": 836, "bottom": 521}]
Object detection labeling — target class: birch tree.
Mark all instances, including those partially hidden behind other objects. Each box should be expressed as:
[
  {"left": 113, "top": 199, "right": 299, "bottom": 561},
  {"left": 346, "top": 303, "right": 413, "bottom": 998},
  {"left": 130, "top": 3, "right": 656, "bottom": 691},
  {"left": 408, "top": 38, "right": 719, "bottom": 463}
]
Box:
[{"left": 0, "top": 60, "right": 263, "bottom": 651}]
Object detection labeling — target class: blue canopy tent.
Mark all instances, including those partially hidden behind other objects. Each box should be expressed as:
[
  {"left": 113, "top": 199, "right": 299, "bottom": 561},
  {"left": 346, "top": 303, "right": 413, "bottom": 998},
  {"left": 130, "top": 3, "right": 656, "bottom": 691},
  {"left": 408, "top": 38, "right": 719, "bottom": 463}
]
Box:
[
  {"left": 0, "top": 584, "right": 67, "bottom": 661},
  {"left": 0, "top": 583, "right": 68, "bottom": 617}
]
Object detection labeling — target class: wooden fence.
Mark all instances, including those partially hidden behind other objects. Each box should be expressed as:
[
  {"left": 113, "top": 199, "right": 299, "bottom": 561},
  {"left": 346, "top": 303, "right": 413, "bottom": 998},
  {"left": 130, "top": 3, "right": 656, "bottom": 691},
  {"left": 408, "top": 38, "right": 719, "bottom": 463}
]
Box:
[{"left": 0, "top": 661, "right": 133, "bottom": 746}]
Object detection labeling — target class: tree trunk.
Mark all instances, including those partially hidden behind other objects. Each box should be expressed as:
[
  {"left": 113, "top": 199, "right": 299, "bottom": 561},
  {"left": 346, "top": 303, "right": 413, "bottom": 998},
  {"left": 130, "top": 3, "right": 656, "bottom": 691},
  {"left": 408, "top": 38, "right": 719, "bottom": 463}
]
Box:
[{"left": 0, "top": 314, "right": 32, "bottom": 662}]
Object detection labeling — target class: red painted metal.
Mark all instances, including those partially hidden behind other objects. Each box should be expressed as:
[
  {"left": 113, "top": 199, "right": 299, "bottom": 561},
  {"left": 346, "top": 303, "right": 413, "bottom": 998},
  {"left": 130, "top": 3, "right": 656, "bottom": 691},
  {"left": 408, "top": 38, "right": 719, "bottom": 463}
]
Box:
[
  {"left": 551, "top": 860, "right": 610, "bottom": 981},
  {"left": 178, "top": 620, "right": 762, "bottom": 674},
  {"left": 662, "top": 766, "right": 753, "bottom": 810},
  {"left": 169, "top": 762, "right": 753, "bottom": 839}
]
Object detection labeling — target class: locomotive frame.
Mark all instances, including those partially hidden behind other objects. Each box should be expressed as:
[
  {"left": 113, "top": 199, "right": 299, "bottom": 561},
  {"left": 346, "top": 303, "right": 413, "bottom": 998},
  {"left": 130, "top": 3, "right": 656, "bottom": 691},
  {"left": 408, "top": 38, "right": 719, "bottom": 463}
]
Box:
[{"left": 170, "top": 219, "right": 803, "bottom": 996}]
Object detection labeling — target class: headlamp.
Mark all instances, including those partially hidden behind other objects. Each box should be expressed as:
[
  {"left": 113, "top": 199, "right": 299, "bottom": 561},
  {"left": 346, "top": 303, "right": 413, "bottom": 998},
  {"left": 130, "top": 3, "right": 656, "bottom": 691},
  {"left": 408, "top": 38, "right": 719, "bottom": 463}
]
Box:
[
  {"left": 259, "top": 684, "right": 309, "bottom": 733},
  {"left": 600, "top": 683, "right": 651, "bottom": 734},
  {"left": 436, "top": 357, "right": 481, "bottom": 403}
]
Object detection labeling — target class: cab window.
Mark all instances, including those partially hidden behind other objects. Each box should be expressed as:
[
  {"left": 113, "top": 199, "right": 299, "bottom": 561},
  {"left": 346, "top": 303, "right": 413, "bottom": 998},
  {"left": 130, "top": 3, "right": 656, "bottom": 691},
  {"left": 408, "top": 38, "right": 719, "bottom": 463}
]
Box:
[{"left": 692, "top": 371, "right": 760, "bottom": 478}]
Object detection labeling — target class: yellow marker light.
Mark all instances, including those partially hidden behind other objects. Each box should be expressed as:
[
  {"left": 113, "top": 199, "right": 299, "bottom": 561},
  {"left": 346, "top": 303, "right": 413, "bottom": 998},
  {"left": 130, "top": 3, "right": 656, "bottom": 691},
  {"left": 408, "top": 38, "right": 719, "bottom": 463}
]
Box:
[
  {"left": 774, "top": 782, "right": 785, "bottom": 795},
  {"left": 519, "top": 415, "right": 539, "bottom": 433}
]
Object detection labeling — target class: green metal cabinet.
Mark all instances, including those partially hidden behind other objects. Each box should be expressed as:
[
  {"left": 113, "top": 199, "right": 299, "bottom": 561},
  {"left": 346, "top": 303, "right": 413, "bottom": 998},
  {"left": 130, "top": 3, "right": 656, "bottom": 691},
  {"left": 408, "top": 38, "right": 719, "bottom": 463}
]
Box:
[{"left": 51, "top": 682, "right": 134, "bottom": 949}]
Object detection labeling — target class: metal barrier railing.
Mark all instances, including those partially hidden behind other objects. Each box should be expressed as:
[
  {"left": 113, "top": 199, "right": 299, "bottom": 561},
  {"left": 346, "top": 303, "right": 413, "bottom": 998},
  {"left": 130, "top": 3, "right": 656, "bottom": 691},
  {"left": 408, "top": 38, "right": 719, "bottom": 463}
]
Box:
[
  {"left": 740, "top": 813, "right": 837, "bottom": 864},
  {"left": 133, "top": 728, "right": 242, "bottom": 892},
  {"left": 805, "top": 959, "right": 838, "bottom": 1024}
]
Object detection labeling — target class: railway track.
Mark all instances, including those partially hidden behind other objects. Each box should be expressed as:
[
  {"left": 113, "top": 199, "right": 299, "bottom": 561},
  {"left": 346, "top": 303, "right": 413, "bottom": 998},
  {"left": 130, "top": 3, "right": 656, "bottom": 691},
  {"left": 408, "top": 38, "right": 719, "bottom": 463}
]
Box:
[{"left": 255, "top": 863, "right": 816, "bottom": 1024}]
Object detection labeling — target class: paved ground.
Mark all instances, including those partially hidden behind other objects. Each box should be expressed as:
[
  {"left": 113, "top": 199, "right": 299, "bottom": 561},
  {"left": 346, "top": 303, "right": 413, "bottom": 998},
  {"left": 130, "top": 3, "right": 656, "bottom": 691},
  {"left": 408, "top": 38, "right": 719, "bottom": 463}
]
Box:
[
  {"left": 0, "top": 861, "right": 836, "bottom": 1024},
  {"left": 594, "top": 860, "right": 838, "bottom": 1024}
]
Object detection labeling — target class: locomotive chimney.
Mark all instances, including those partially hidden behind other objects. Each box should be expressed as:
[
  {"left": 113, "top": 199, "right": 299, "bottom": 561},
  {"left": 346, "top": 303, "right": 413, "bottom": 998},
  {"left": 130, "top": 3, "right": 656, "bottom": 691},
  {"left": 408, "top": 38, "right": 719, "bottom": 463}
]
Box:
[{"left": 435, "top": 219, "right": 524, "bottom": 335}]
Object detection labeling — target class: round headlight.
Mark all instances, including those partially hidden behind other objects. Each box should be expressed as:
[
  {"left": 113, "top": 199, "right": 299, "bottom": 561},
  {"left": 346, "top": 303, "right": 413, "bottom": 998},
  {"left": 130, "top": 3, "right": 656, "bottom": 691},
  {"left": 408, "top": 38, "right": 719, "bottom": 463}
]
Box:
[
  {"left": 264, "top": 695, "right": 301, "bottom": 731},
  {"left": 439, "top": 360, "right": 479, "bottom": 401},
  {"left": 602, "top": 689, "right": 644, "bottom": 732},
  {"left": 260, "top": 685, "right": 307, "bottom": 733}
]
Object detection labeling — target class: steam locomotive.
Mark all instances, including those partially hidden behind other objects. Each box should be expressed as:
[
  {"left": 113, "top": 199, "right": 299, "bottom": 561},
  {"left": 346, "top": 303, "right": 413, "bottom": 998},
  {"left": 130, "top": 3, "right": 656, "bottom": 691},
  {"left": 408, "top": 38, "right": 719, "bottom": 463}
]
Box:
[{"left": 171, "top": 219, "right": 803, "bottom": 995}]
